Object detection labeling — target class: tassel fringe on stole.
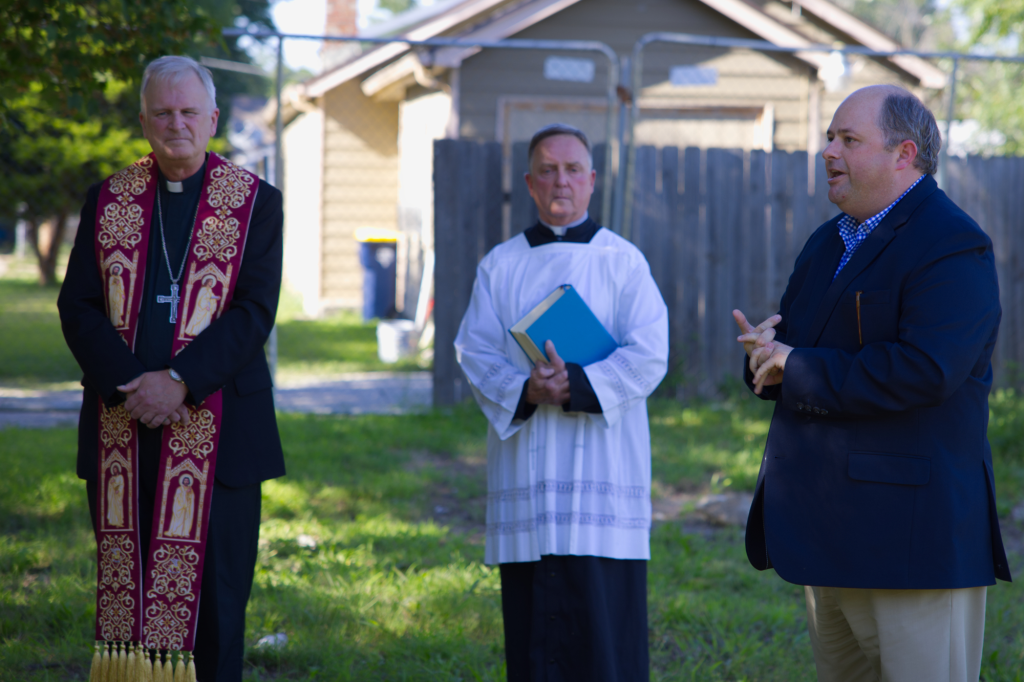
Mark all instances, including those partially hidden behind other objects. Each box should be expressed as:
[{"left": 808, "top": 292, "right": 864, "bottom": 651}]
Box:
[{"left": 89, "top": 643, "right": 196, "bottom": 682}]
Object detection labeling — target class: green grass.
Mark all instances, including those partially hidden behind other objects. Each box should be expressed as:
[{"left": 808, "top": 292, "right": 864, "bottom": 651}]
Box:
[
  {"left": 274, "top": 311, "right": 425, "bottom": 383},
  {"left": 3, "top": 253, "right": 1024, "bottom": 679},
  {"left": 3, "top": 396, "right": 1024, "bottom": 681},
  {"left": 0, "top": 278, "right": 81, "bottom": 388}
]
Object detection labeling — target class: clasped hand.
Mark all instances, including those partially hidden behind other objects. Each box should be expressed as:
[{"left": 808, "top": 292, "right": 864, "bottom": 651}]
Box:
[
  {"left": 527, "top": 340, "right": 570, "bottom": 406},
  {"left": 732, "top": 309, "right": 793, "bottom": 395},
  {"left": 117, "top": 371, "right": 191, "bottom": 429}
]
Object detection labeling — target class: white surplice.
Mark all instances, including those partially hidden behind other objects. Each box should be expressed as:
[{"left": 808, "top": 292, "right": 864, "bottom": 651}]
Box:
[{"left": 455, "top": 227, "right": 668, "bottom": 564}]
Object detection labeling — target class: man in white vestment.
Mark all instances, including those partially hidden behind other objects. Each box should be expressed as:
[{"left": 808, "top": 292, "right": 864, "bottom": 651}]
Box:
[{"left": 455, "top": 124, "right": 668, "bottom": 682}]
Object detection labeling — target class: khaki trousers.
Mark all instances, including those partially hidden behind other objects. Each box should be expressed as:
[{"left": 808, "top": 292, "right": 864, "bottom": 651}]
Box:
[{"left": 804, "top": 585, "right": 987, "bottom": 682}]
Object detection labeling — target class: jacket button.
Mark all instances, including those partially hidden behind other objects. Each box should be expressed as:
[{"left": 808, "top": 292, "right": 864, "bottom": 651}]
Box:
[
  {"left": 796, "top": 402, "right": 805, "bottom": 410},
  {"left": 821, "top": 409, "right": 829, "bottom": 415},
  {"left": 812, "top": 407, "right": 821, "bottom": 414}
]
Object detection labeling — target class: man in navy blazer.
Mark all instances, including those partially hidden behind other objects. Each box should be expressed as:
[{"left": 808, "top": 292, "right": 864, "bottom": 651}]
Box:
[{"left": 733, "top": 85, "right": 1010, "bottom": 681}]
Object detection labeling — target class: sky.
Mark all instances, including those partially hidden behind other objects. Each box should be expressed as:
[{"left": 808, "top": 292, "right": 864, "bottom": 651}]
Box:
[{"left": 261, "top": 0, "right": 435, "bottom": 75}]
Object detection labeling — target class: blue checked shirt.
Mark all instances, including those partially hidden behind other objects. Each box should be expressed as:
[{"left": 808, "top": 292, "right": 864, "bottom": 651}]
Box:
[{"left": 833, "top": 174, "right": 925, "bottom": 280}]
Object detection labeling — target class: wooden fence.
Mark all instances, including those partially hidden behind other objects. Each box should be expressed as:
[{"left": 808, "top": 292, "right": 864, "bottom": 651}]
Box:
[{"left": 433, "top": 140, "right": 1024, "bottom": 404}]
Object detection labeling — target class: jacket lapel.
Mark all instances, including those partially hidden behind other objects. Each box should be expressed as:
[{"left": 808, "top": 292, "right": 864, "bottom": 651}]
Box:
[
  {"left": 802, "top": 175, "right": 939, "bottom": 348},
  {"left": 790, "top": 228, "right": 845, "bottom": 348}
]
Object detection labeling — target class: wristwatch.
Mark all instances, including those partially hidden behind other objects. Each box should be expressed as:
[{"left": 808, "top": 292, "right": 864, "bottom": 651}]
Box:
[{"left": 168, "top": 368, "right": 186, "bottom": 385}]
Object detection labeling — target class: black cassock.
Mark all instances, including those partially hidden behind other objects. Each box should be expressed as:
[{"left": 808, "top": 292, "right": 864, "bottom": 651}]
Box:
[{"left": 58, "top": 155, "right": 285, "bottom": 682}]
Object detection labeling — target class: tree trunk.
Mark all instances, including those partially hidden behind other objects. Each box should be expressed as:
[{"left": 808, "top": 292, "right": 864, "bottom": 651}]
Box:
[{"left": 29, "top": 211, "right": 68, "bottom": 287}]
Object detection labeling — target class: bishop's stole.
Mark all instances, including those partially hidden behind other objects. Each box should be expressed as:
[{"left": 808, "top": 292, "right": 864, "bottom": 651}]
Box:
[{"left": 89, "top": 152, "right": 258, "bottom": 676}]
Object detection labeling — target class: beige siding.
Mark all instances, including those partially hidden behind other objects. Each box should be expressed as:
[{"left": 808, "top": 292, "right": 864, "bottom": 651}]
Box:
[
  {"left": 457, "top": 0, "right": 922, "bottom": 152},
  {"left": 321, "top": 82, "right": 399, "bottom": 311}
]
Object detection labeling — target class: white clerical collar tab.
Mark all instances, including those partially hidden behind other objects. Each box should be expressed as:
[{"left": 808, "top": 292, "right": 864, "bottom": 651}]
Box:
[
  {"left": 166, "top": 181, "right": 184, "bottom": 193},
  {"left": 540, "top": 211, "right": 589, "bottom": 237}
]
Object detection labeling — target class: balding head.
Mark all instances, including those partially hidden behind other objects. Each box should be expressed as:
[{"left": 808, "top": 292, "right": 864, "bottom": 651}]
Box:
[{"left": 823, "top": 85, "right": 933, "bottom": 221}]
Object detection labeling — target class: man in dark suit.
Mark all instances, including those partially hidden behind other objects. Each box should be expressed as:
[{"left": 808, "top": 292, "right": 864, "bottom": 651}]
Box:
[
  {"left": 732, "top": 85, "right": 1010, "bottom": 681},
  {"left": 58, "top": 56, "right": 284, "bottom": 681}
]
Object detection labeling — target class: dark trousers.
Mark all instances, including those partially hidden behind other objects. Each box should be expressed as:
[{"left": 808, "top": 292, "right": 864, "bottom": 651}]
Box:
[
  {"left": 499, "top": 555, "right": 649, "bottom": 682},
  {"left": 87, "top": 428, "right": 261, "bottom": 682}
]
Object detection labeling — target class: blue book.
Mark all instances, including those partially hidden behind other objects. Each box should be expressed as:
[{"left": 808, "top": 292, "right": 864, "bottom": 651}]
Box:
[{"left": 509, "top": 285, "right": 618, "bottom": 366}]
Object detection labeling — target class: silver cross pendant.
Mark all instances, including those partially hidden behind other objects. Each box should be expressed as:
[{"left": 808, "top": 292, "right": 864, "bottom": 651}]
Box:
[{"left": 157, "top": 283, "right": 181, "bottom": 323}]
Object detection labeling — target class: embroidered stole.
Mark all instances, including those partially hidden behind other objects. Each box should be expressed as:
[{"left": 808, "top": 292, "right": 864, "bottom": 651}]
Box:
[{"left": 91, "top": 153, "right": 258, "bottom": 669}]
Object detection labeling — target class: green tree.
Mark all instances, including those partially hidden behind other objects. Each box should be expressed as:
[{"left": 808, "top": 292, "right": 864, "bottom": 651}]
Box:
[
  {"left": 953, "top": 0, "right": 1024, "bottom": 154},
  {"left": 0, "top": 0, "right": 217, "bottom": 123},
  {"left": 1, "top": 1, "right": 278, "bottom": 285},
  {"left": 831, "top": 0, "right": 953, "bottom": 52},
  {"left": 0, "top": 84, "right": 151, "bottom": 286}
]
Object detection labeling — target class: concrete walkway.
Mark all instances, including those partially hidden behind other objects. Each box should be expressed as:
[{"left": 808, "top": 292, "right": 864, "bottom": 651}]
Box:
[{"left": 0, "top": 372, "right": 433, "bottom": 429}]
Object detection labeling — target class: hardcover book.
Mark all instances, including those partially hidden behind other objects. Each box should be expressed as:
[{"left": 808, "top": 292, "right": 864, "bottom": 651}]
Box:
[{"left": 509, "top": 284, "right": 618, "bottom": 366}]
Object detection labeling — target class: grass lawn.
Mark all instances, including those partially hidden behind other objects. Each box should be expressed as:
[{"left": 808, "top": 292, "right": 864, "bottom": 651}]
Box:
[
  {"left": 3, "top": 394, "right": 1024, "bottom": 681},
  {"left": 3, "top": 254, "right": 1024, "bottom": 680}
]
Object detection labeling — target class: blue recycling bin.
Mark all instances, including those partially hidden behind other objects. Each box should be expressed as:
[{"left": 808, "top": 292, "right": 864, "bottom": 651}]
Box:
[{"left": 356, "top": 227, "right": 400, "bottom": 321}]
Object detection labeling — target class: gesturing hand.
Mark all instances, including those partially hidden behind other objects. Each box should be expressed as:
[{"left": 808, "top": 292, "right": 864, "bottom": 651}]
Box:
[
  {"left": 750, "top": 342, "right": 792, "bottom": 395},
  {"left": 733, "top": 310, "right": 781, "bottom": 358},
  {"left": 118, "top": 371, "right": 191, "bottom": 429},
  {"left": 733, "top": 309, "right": 789, "bottom": 393},
  {"left": 526, "top": 340, "right": 570, "bottom": 406}
]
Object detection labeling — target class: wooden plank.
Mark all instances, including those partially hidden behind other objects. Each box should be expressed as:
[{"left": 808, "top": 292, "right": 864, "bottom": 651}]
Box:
[
  {"left": 706, "top": 148, "right": 744, "bottom": 387},
  {"left": 660, "top": 146, "right": 682, "bottom": 395},
  {"left": 1011, "top": 156, "right": 1024, "bottom": 387},
  {"left": 991, "top": 155, "right": 1007, "bottom": 387},
  {"left": 790, "top": 151, "right": 812, "bottom": 257},
  {"left": 455, "top": 141, "right": 485, "bottom": 402},
  {"left": 510, "top": 141, "right": 538, "bottom": 235},
  {"left": 679, "top": 147, "right": 702, "bottom": 399},
  {"left": 482, "top": 141, "right": 504, "bottom": 255},
  {"left": 631, "top": 146, "right": 658, "bottom": 259},
  {"left": 432, "top": 139, "right": 461, "bottom": 406},
  {"left": 745, "top": 150, "right": 769, "bottom": 322},
  {"left": 768, "top": 151, "right": 791, "bottom": 311}
]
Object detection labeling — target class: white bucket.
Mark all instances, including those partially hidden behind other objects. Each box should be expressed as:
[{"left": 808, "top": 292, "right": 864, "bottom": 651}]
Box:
[{"left": 376, "top": 319, "right": 418, "bottom": 363}]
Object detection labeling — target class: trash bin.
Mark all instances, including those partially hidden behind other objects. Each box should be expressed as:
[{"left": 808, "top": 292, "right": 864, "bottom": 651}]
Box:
[{"left": 355, "top": 227, "right": 400, "bottom": 321}]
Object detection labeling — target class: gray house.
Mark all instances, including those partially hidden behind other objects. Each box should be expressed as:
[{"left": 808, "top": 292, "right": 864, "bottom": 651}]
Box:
[{"left": 278, "top": 0, "right": 945, "bottom": 317}]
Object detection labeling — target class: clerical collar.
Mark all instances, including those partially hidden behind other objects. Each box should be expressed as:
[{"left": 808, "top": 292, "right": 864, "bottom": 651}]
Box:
[
  {"left": 539, "top": 212, "right": 590, "bottom": 237},
  {"left": 159, "top": 156, "right": 207, "bottom": 194},
  {"left": 524, "top": 216, "right": 602, "bottom": 247}
]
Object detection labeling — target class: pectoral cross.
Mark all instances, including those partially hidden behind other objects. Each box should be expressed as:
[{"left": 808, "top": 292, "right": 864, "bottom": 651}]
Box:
[{"left": 157, "top": 284, "right": 181, "bottom": 323}]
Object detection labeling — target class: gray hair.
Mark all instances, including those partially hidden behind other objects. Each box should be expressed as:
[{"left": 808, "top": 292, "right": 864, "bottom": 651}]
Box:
[
  {"left": 140, "top": 56, "right": 217, "bottom": 113},
  {"left": 877, "top": 88, "right": 941, "bottom": 175},
  {"left": 528, "top": 123, "right": 593, "bottom": 167}
]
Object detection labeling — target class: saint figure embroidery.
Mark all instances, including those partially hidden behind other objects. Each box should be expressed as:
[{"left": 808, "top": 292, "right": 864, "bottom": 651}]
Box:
[
  {"left": 106, "top": 463, "right": 125, "bottom": 527},
  {"left": 107, "top": 264, "right": 127, "bottom": 328},
  {"left": 184, "top": 276, "right": 220, "bottom": 336},
  {"left": 167, "top": 474, "right": 196, "bottom": 537}
]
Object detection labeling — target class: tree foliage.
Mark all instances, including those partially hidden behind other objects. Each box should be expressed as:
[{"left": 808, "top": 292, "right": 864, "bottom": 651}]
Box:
[
  {"left": 835, "top": 0, "right": 1024, "bottom": 155},
  {"left": 0, "top": 0, "right": 217, "bottom": 123},
  {"left": 953, "top": 0, "right": 1024, "bottom": 155},
  {"left": 2, "top": 0, "right": 277, "bottom": 284},
  {"left": 831, "top": 0, "right": 953, "bottom": 52},
  {"left": 0, "top": 83, "right": 151, "bottom": 285}
]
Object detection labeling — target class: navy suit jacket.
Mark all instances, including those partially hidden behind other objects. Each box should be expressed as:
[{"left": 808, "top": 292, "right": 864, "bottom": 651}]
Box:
[
  {"left": 58, "top": 178, "right": 286, "bottom": 489},
  {"left": 744, "top": 174, "right": 1011, "bottom": 588}
]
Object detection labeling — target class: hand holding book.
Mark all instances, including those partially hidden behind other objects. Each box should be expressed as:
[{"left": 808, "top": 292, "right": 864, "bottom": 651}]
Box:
[
  {"left": 509, "top": 285, "right": 618, "bottom": 367},
  {"left": 526, "top": 340, "right": 570, "bottom": 405}
]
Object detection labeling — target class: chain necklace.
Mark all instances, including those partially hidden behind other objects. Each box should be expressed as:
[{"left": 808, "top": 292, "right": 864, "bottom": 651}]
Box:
[{"left": 154, "top": 182, "right": 200, "bottom": 324}]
